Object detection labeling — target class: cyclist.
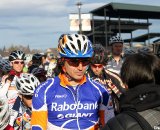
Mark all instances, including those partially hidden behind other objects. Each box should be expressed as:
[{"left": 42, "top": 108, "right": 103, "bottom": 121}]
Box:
[
  {"left": 0, "top": 82, "right": 12, "bottom": 130},
  {"left": 0, "top": 59, "right": 11, "bottom": 81},
  {"left": 2, "top": 50, "right": 26, "bottom": 126},
  {"left": 106, "top": 36, "right": 124, "bottom": 75},
  {"left": 31, "top": 67, "right": 47, "bottom": 82},
  {"left": 86, "top": 44, "right": 126, "bottom": 114},
  {"left": 12, "top": 73, "right": 40, "bottom": 129},
  {"left": 31, "top": 34, "right": 112, "bottom": 130},
  {"left": 28, "top": 53, "right": 42, "bottom": 73},
  {"left": 123, "top": 48, "right": 137, "bottom": 58},
  {"left": 102, "top": 53, "right": 160, "bottom": 130}
]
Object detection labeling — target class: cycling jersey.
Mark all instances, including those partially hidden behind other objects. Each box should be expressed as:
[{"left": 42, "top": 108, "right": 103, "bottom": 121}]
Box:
[
  {"left": 106, "top": 56, "right": 123, "bottom": 75},
  {"left": 31, "top": 73, "right": 114, "bottom": 130},
  {"left": 12, "top": 96, "right": 32, "bottom": 130}
]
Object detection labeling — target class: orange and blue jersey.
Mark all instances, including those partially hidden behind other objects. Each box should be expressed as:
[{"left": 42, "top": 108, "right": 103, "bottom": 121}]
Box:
[{"left": 31, "top": 73, "right": 114, "bottom": 130}]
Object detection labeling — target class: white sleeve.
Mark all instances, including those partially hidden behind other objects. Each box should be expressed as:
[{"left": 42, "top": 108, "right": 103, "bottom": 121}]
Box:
[{"left": 0, "top": 82, "right": 10, "bottom": 99}]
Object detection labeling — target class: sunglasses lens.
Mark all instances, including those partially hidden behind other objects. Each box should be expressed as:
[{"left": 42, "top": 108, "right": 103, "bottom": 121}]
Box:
[
  {"left": 92, "top": 64, "right": 103, "bottom": 68},
  {"left": 14, "top": 61, "right": 24, "bottom": 64},
  {"left": 66, "top": 59, "right": 90, "bottom": 67},
  {"left": 23, "top": 95, "right": 32, "bottom": 99}
]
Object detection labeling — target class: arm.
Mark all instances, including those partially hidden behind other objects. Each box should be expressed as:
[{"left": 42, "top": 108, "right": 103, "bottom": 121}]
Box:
[
  {"left": 0, "top": 75, "right": 11, "bottom": 99},
  {"left": 98, "top": 85, "right": 115, "bottom": 127},
  {"left": 31, "top": 83, "right": 48, "bottom": 130}
]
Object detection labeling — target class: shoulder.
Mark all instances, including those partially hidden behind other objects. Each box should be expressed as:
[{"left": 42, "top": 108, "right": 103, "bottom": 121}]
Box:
[
  {"left": 34, "top": 77, "right": 58, "bottom": 95},
  {"left": 87, "top": 78, "right": 106, "bottom": 90}
]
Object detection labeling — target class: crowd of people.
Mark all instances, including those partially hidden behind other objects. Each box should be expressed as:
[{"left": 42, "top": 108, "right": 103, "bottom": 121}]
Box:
[{"left": 0, "top": 33, "right": 160, "bottom": 130}]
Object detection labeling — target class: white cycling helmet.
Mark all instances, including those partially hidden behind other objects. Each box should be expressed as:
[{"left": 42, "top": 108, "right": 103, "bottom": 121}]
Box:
[
  {"left": 0, "top": 59, "right": 11, "bottom": 73},
  {"left": 0, "top": 98, "right": 10, "bottom": 130},
  {"left": 123, "top": 48, "right": 136, "bottom": 57},
  {"left": 31, "top": 67, "right": 46, "bottom": 76},
  {"left": 9, "top": 50, "right": 26, "bottom": 61},
  {"left": 16, "top": 73, "right": 40, "bottom": 95},
  {"left": 58, "top": 34, "right": 93, "bottom": 58},
  {"left": 109, "top": 36, "right": 124, "bottom": 46},
  {"left": 137, "top": 46, "right": 153, "bottom": 54}
]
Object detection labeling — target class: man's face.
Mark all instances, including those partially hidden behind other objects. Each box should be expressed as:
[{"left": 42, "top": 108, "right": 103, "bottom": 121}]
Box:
[
  {"left": 11, "top": 60, "right": 24, "bottom": 72},
  {"left": 22, "top": 95, "right": 33, "bottom": 108},
  {"left": 91, "top": 64, "right": 103, "bottom": 76},
  {"left": 63, "top": 58, "right": 90, "bottom": 81},
  {"left": 112, "top": 43, "right": 123, "bottom": 56}
]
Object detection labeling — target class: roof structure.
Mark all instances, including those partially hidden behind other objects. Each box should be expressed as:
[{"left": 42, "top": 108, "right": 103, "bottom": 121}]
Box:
[
  {"left": 90, "top": 2, "right": 160, "bottom": 19},
  {"left": 84, "top": 19, "right": 151, "bottom": 36},
  {"left": 124, "top": 33, "right": 160, "bottom": 42},
  {"left": 85, "top": 2, "right": 160, "bottom": 46}
]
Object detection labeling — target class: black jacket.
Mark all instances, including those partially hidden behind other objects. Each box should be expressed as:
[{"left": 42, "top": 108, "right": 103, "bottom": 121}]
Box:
[{"left": 101, "top": 83, "right": 160, "bottom": 130}]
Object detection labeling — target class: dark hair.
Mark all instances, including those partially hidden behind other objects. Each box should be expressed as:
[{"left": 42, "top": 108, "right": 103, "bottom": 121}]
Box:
[{"left": 120, "top": 53, "right": 160, "bottom": 88}]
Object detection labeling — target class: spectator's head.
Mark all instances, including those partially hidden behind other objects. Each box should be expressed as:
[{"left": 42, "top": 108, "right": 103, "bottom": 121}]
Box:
[
  {"left": 109, "top": 36, "right": 123, "bottom": 56},
  {"left": 9, "top": 50, "right": 26, "bottom": 72},
  {"left": 0, "top": 59, "right": 11, "bottom": 76},
  {"left": 120, "top": 53, "right": 160, "bottom": 89},
  {"left": 32, "top": 53, "right": 42, "bottom": 66},
  {"left": 31, "top": 67, "right": 47, "bottom": 82},
  {"left": 57, "top": 34, "right": 93, "bottom": 81},
  {"left": 90, "top": 44, "right": 108, "bottom": 76},
  {"left": 46, "top": 48, "right": 54, "bottom": 60},
  {"left": 16, "top": 73, "right": 40, "bottom": 108}
]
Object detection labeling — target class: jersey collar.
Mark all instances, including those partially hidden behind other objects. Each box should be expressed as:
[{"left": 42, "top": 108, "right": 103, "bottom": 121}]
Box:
[{"left": 58, "top": 73, "right": 87, "bottom": 87}]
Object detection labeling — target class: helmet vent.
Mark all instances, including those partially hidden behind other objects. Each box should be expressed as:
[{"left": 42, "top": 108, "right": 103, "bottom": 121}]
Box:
[
  {"left": 77, "top": 39, "right": 81, "bottom": 51},
  {"left": 60, "top": 46, "right": 66, "bottom": 54},
  {"left": 68, "top": 35, "right": 73, "bottom": 41},
  {"left": 83, "top": 42, "right": 87, "bottom": 53},
  {"left": 31, "top": 77, "right": 34, "bottom": 82},
  {"left": 70, "top": 43, "right": 77, "bottom": 53},
  {"left": 66, "top": 44, "right": 71, "bottom": 51},
  {"left": 82, "top": 35, "right": 85, "bottom": 41},
  {"left": 25, "top": 79, "right": 30, "bottom": 84}
]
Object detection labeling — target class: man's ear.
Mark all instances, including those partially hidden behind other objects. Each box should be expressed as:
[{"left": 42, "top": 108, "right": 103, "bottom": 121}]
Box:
[{"left": 62, "top": 66, "right": 66, "bottom": 73}]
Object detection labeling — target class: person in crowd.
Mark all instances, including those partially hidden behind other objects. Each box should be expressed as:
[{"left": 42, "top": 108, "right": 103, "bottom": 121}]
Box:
[
  {"left": 46, "top": 57, "right": 58, "bottom": 78},
  {"left": 43, "top": 48, "right": 54, "bottom": 72},
  {"left": 11, "top": 73, "right": 40, "bottom": 130},
  {"left": 31, "top": 67, "right": 47, "bottom": 83},
  {"left": 123, "top": 47, "right": 137, "bottom": 58},
  {"left": 1, "top": 50, "right": 26, "bottom": 126},
  {"left": 0, "top": 59, "right": 11, "bottom": 81},
  {"left": 137, "top": 46, "right": 153, "bottom": 54},
  {"left": 0, "top": 81, "right": 13, "bottom": 130},
  {"left": 102, "top": 53, "right": 160, "bottom": 130},
  {"left": 31, "top": 34, "right": 113, "bottom": 130},
  {"left": 86, "top": 44, "right": 126, "bottom": 114},
  {"left": 41, "top": 53, "right": 47, "bottom": 68},
  {"left": 28, "top": 53, "right": 42, "bottom": 73},
  {"left": 106, "top": 35, "right": 124, "bottom": 75}
]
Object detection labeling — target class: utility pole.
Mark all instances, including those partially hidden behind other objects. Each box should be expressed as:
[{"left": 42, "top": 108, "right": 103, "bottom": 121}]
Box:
[{"left": 76, "top": 1, "right": 82, "bottom": 34}]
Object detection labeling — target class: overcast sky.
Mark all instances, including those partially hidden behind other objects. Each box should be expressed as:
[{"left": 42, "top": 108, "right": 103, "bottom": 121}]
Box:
[{"left": 0, "top": 0, "right": 160, "bottom": 50}]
